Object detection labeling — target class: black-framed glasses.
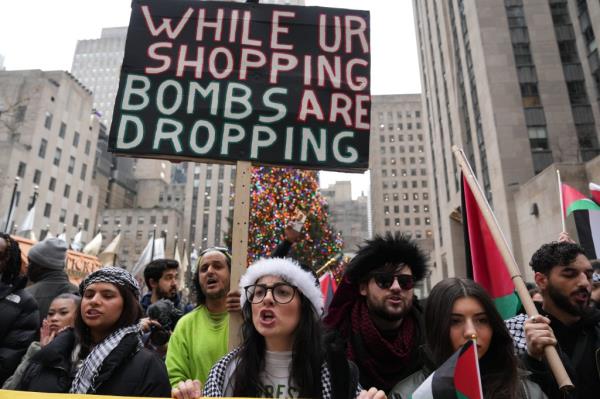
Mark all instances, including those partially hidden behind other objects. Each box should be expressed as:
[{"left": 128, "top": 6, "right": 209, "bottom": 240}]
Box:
[
  {"left": 370, "top": 273, "right": 415, "bottom": 290},
  {"left": 199, "top": 246, "right": 230, "bottom": 257},
  {"left": 245, "top": 283, "right": 297, "bottom": 304}
]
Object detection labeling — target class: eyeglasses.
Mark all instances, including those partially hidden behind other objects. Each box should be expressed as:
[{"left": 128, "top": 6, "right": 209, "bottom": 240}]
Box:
[
  {"left": 370, "top": 273, "right": 415, "bottom": 290},
  {"left": 199, "top": 247, "right": 230, "bottom": 257},
  {"left": 245, "top": 283, "right": 297, "bottom": 304}
]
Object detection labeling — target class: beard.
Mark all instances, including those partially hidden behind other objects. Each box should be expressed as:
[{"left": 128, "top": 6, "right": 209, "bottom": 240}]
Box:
[
  {"left": 547, "top": 282, "right": 589, "bottom": 317},
  {"left": 366, "top": 296, "right": 412, "bottom": 322},
  {"left": 157, "top": 286, "right": 177, "bottom": 301}
]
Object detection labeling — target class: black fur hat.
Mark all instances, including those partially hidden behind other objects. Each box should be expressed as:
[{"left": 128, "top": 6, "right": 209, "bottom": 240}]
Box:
[{"left": 345, "top": 232, "right": 428, "bottom": 283}]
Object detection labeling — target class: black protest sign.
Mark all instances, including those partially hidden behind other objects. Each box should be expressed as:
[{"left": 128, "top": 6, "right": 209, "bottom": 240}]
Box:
[{"left": 108, "top": 0, "right": 370, "bottom": 171}]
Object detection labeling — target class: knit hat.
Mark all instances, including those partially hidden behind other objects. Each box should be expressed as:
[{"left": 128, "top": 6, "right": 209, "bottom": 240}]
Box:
[
  {"left": 28, "top": 238, "right": 67, "bottom": 271},
  {"left": 240, "top": 258, "right": 323, "bottom": 315},
  {"left": 79, "top": 266, "right": 140, "bottom": 298}
]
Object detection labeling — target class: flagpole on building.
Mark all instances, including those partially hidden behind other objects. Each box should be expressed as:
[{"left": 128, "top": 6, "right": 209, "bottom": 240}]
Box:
[
  {"left": 452, "top": 145, "right": 573, "bottom": 391},
  {"left": 151, "top": 224, "right": 156, "bottom": 260},
  {"left": 173, "top": 235, "right": 178, "bottom": 259},
  {"left": 113, "top": 224, "right": 121, "bottom": 266},
  {"left": 557, "top": 170, "right": 566, "bottom": 232},
  {"left": 4, "top": 176, "right": 19, "bottom": 233}
]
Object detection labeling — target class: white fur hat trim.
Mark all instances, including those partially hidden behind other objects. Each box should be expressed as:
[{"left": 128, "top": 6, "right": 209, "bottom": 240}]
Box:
[{"left": 239, "top": 257, "right": 324, "bottom": 315}]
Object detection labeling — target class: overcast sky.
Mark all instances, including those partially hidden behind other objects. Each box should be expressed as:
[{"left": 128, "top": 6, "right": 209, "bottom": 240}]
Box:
[{"left": 0, "top": 0, "right": 421, "bottom": 198}]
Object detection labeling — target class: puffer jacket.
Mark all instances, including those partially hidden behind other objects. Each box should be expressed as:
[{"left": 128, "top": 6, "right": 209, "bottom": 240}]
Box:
[
  {"left": 0, "top": 276, "right": 39, "bottom": 385},
  {"left": 26, "top": 270, "right": 77, "bottom": 322},
  {"left": 18, "top": 328, "right": 171, "bottom": 397}
]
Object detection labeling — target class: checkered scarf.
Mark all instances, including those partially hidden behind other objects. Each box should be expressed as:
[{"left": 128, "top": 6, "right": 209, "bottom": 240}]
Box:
[
  {"left": 69, "top": 324, "right": 142, "bottom": 394},
  {"left": 203, "top": 349, "right": 362, "bottom": 398},
  {"left": 79, "top": 266, "right": 140, "bottom": 298}
]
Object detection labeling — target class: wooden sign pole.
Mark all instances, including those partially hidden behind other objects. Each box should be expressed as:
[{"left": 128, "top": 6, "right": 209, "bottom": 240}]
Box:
[
  {"left": 452, "top": 145, "right": 573, "bottom": 391},
  {"left": 228, "top": 160, "right": 252, "bottom": 350}
]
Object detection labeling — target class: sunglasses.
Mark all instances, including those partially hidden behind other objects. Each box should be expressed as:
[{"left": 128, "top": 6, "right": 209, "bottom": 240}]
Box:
[
  {"left": 370, "top": 273, "right": 415, "bottom": 290},
  {"left": 199, "top": 246, "right": 230, "bottom": 257}
]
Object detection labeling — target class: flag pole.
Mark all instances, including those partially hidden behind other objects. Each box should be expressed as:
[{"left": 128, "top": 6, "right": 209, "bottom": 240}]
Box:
[
  {"left": 557, "top": 170, "right": 566, "bottom": 232},
  {"left": 452, "top": 145, "right": 573, "bottom": 391}
]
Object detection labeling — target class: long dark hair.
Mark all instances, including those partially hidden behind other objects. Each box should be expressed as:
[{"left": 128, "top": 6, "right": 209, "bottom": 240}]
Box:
[
  {"left": 425, "top": 278, "right": 519, "bottom": 399},
  {"left": 0, "top": 233, "right": 22, "bottom": 285},
  {"left": 231, "top": 289, "right": 323, "bottom": 398},
  {"left": 74, "top": 284, "right": 143, "bottom": 354}
]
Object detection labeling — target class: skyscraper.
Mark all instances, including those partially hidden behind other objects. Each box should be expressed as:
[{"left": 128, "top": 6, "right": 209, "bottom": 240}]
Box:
[{"left": 413, "top": 0, "right": 600, "bottom": 281}]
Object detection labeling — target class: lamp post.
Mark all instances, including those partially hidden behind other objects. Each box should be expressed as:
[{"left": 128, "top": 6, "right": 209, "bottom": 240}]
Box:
[{"left": 4, "top": 176, "right": 20, "bottom": 233}]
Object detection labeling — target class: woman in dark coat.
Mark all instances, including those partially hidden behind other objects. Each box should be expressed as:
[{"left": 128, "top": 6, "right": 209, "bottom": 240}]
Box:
[
  {"left": 18, "top": 266, "right": 171, "bottom": 397},
  {"left": 0, "top": 233, "right": 39, "bottom": 385}
]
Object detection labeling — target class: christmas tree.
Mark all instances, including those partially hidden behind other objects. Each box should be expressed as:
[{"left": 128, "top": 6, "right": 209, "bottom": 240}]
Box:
[{"left": 232, "top": 166, "right": 343, "bottom": 270}]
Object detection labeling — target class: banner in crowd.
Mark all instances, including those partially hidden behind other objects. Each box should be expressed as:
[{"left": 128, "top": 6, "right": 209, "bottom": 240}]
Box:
[
  {"left": 108, "top": 0, "right": 371, "bottom": 171},
  {"left": 461, "top": 176, "right": 520, "bottom": 319},
  {"left": 562, "top": 182, "right": 600, "bottom": 259}
]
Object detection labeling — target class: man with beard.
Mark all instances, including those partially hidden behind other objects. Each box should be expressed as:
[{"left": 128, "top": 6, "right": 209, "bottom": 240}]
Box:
[
  {"left": 166, "top": 248, "right": 240, "bottom": 398},
  {"left": 324, "top": 233, "right": 428, "bottom": 393},
  {"left": 506, "top": 241, "right": 600, "bottom": 399},
  {"left": 142, "top": 258, "right": 182, "bottom": 313}
]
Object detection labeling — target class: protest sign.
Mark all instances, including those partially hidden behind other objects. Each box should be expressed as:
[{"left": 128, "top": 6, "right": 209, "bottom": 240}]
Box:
[{"left": 109, "top": 0, "right": 371, "bottom": 171}]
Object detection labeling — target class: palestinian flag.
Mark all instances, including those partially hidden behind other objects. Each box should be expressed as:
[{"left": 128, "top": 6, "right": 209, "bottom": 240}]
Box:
[
  {"left": 562, "top": 183, "right": 600, "bottom": 259},
  {"left": 319, "top": 271, "right": 338, "bottom": 312},
  {"left": 411, "top": 340, "right": 483, "bottom": 399},
  {"left": 461, "top": 176, "right": 520, "bottom": 319}
]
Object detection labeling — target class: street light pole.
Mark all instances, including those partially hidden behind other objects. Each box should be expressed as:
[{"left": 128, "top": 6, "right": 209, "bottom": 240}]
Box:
[{"left": 4, "top": 177, "right": 20, "bottom": 233}]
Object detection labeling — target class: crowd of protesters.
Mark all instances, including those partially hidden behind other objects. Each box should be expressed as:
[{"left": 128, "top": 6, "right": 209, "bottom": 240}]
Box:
[{"left": 0, "top": 224, "right": 598, "bottom": 398}]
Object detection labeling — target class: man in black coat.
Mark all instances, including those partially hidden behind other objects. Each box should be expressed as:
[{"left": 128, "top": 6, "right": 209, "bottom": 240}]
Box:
[
  {"left": 26, "top": 238, "right": 77, "bottom": 321},
  {"left": 0, "top": 233, "right": 39, "bottom": 385}
]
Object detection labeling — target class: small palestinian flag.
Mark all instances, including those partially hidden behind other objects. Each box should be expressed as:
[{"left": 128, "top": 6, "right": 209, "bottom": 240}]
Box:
[
  {"left": 319, "top": 270, "right": 338, "bottom": 312},
  {"left": 411, "top": 340, "right": 483, "bottom": 399},
  {"left": 461, "top": 176, "right": 520, "bottom": 319},
  {"left": 562, "top": 183, "right": 600, "bottom": 259}
]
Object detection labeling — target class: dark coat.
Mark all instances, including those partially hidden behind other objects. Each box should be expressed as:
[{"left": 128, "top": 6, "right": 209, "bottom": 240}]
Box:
[
  {"left": 0, "top": 277, "right": 39, "bottom": 385},
  {"left": 26, "top": 270, "right": 78, "bottom": 322},
  {"left": 18, "top": 329, "right": 171, "bottom": 397}
]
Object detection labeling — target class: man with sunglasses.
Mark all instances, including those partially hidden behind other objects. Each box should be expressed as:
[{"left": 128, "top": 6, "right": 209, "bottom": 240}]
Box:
[
  {"left": 324, "top": 232, "right": 428, "bottom": 393},
  {"left": 167, "top": 247, "right": 241, "bottom": 397}
]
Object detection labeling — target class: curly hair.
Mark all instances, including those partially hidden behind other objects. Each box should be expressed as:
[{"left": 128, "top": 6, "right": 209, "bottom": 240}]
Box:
[
  {"left": 0, "top": 233, "right": 22, "bottom": 284},
  {"left": 530, "top": 241, "right": 587, "bottom": 274},
  {"left": 344, "top": 232, "right": 428, "bottom": 283}
]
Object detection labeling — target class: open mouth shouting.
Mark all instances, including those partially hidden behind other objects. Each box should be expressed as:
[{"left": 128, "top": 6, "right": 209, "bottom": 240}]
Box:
[{"left": 258, "top": 309, "right": 276, "bottom": 327}]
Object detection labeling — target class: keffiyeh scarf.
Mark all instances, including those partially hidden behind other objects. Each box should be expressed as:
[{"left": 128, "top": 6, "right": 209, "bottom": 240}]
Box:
[{"left": 69, "top": 324, "right": 142, "bottom": 394}]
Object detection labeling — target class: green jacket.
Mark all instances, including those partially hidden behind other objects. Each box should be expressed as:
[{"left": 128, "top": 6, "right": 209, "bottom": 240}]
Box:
[
  {"left": 2, "top": 341, "right": 41, "bottom": 390},
  {"left": 166, "top": 306, "right": 229, "bottom": 386}
]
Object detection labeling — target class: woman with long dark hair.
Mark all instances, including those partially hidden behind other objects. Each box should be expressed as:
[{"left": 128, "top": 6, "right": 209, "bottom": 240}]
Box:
[
  {"left": 17, "top": 266, "right": 171, "bottom": 396},
  {"left": 391, "top": 278, "right": 546, "bottom": 399},
  {"left": 174, "top": 257, "right": 385, "bottom": 399}
]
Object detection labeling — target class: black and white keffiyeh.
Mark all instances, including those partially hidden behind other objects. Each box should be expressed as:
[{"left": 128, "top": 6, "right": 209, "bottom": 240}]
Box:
[
  {"left": 69, "top": 324, "right": 143, "bottom": 394},
  {"left": 202, "top": 348, "right": 362, "bottom": 398},
  {"left": 79, "top": 266, "right": 140, "bottom": 298},
  {"left": 505, "top": 313, "right": 528, "bottom": 354}
]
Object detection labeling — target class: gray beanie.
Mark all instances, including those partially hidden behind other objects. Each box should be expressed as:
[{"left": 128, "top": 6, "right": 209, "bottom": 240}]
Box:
[{"left": 28, "top": 238, "right": 67, "bottom": 270}]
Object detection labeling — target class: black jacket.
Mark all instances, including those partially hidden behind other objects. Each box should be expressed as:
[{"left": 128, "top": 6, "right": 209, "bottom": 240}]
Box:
[
  {"left": 0, "top": 276, "right": 39, "bottom": 385},
  {"left": 520, "top": 305, "right": 600, "bottom": 399},
  {"left": 26, "top": 270, "right": 78, "bottom": 322},
  {"left": 18, "top": 329, "right": 171, "bottom": 397}
]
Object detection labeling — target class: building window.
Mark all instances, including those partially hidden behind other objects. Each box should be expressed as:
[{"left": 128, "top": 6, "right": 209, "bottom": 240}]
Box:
[
  {"left": 59, "top": 121, "right": 66, "bottom": 137},
  {"left": 39, "top": 139, "right": 48, "bottom": 158},
  {"left": 43, "top": 203, "right": 51, "bottom": 217},
  {"left": 68, "top": 156, "right": 75, "bottom": 174},
  {"left": 63, "top": 184, "right": 70, "bottom": 198},
  {"left": 528, "top": 127, "right": 549, "bottom": 150},
  {"left": 44, "top": 112, "right": 53, "bottom": 130},
  {"left": 49, "top": 177, "right": 56, "bottom": 191},
  {"left": 72, "top": 214, "right": 79, "bottom": 228},
  {"left": 162, "top": 215, "right": 169, "bottom": 224},
  {"left": 33, "top": 169, "right": 41, "bottom": 185},
  {"left": 150, "top": 215, "right": 156, "bottom": 224},
  {"left": 73, "top": 131, "right": 80, "bottom": 147},
  {"left": 85, "top": 140, "right": 91, "bottom": 155},
  {"left": 425, "top": 217, "right": 431, "bottom": 225},
  {"left": 80, "top": 163, "right": 87, "bottom": 180},
  {"left": 127, "top": 216, "right": 132, "bottom": 224},
  {"left": 405, "top": 218, "right": 411, "bottom": 226},
  {"left": 59, "top": 209, "right": 66, "bottom": 223},
  {"left": 87, "top": 196, "right": 93, "bottom": 208},
  {"left": 76, "top": 190, "right": 83, "bottom": 203},
  {"left": 84, "top": 218, "right": 89, "bottom": 231},
  {"left": 53, "top": 148, "right": 62, "bottom": 166},
  {"left": 385, "top": 218, "right": 390, "bottom": 226},
  {"left": 17, "top": 162, "right": 26, "bottom": 178},
  {"left": 138, "top": 216, "right": 144, "bottom": 224}
]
